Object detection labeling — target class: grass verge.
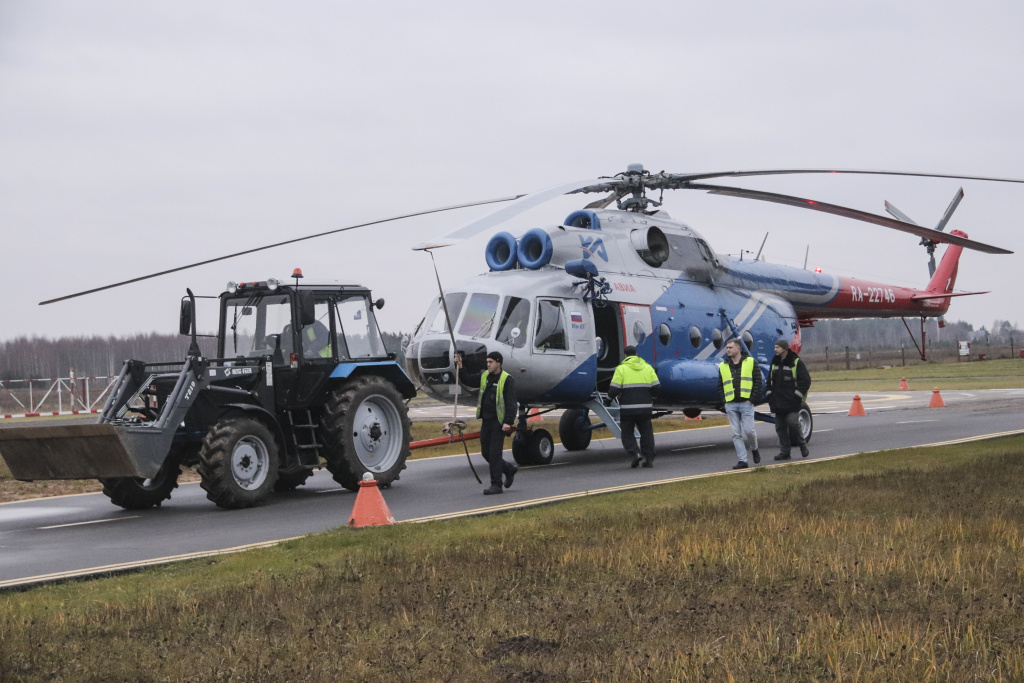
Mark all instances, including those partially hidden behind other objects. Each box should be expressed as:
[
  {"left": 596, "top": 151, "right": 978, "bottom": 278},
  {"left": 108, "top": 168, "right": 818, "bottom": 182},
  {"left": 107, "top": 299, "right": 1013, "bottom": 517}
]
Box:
[
  {"left": 2, "top": 435, "right": 1023, "bottom": 681},
  {"left": 809, "top": 357, "right": 1024, "bottom": 392}
]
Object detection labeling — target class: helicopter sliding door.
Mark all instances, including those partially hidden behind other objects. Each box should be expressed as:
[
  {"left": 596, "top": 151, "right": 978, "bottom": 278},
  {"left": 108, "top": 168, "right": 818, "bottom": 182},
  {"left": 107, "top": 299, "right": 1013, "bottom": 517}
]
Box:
[
  {"left": 532, "top": 297, "right": 595, "bottom": 401},
  {"left": 619, "top": 303, "right": 654, "bottom": 357}
]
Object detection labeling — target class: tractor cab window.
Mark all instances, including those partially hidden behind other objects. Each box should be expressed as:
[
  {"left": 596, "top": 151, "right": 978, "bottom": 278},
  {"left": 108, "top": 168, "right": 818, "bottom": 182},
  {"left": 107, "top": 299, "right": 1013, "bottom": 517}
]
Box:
[
  {"left": 496, "top": 296, "right": 530, "bottom": 348},
  {"left": 458, "top": 293, "right": 500, "bottom": 338},
  {"left": 534, "top": 299, "right": 568, "bottom": 351},
  {"left": 335, "top": 296, "right": 386, "bottom": 359},
  {"left": 294, "top": 301, "right": 334, "bottom": 362},
  {"left": 223, "top": 293, "right": 292, "bottom": 362}
]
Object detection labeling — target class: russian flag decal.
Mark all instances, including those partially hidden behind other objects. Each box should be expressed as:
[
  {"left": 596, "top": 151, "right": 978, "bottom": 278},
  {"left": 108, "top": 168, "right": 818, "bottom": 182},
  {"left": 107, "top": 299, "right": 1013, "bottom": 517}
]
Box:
[{"left": 570, "top": 313, "right": 583, "bottom": 323}]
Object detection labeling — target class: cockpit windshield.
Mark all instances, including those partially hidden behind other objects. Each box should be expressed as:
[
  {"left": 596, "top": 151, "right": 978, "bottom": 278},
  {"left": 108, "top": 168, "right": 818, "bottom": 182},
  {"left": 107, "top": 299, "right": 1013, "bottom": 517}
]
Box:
[
  {"left": 457, "top": 293, "right": 500, "bottom": 338},
  {"left": 496, "top": 296, "right": 530, "bottom": 348},
  {"left": 424, "top": 292, "right": 467, "bottom": 335}
]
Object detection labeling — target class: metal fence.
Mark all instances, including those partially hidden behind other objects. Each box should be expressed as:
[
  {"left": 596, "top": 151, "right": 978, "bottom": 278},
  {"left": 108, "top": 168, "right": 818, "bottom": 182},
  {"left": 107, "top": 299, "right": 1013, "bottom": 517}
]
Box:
[
  {"left": 0, "top": 374, "right": 118, "bottom": 418},
  {"left": 800, "top": 343, "right": 1022, "bottom": 371}
]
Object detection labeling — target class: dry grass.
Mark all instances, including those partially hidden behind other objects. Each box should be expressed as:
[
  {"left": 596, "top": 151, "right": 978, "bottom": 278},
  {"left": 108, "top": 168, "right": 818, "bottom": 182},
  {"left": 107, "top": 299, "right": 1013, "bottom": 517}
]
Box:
[
  {"left": 809, "top": 357, "right": 1024, "bottom": 392},
  {"left": 2, "top": 436, "right": 1023, "bottom": 681}
]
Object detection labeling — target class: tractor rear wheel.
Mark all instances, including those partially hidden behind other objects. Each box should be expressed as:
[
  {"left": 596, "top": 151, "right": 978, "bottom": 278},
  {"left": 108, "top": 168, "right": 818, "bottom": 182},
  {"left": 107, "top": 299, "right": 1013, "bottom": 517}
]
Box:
[
  {"left": 558, "top": 408, "right": 592, "bottom": 451},
  {"left": 321, "top": 377, "right": 411, "bottom": 491},
  {"left": 100, "top": 453, "right": 182, "bottom": 510},
  {"left": 198, "top": 417, "right": 280, "bottom": 509}
]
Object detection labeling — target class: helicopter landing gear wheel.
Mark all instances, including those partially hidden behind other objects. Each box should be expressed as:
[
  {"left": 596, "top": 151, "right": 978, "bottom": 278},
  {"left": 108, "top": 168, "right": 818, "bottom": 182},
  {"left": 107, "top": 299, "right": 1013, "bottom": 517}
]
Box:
[
  {"left": 798, "top": 402, "right": 813, "bottom": 444},
  {"left": 198, "top": 417, "right": 280, "bottom": 509},
  {"left": 558, "top": 408, "right": 592, "bottom": 451},
  {"left": 512, "top": 428, "right": 554, "bottom": 466},
  {"left": 321, "top": 378, "right": 411, "bottom": 491}
]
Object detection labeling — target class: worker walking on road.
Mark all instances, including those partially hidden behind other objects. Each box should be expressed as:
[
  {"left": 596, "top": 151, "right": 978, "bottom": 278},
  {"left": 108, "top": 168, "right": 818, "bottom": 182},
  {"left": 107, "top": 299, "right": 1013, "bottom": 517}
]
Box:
[
  {"left": 455, "top": 351, "right": 518, "bottom": 495},
  {"left": 765, "top": 338, "right": 812, "bottom": 460},
  {"left": 719, "top": 338, "right": 762, "bottom": 469},
  {"left": 607, "top": 345, "right": 660, "bottom": 468}
]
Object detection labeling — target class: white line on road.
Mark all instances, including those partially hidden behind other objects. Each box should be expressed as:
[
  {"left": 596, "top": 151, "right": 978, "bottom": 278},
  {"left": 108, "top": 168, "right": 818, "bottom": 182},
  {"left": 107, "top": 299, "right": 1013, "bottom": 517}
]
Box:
[
  {"left": 897, "top": 420, "right": 939, "bottom": 424},
  {"left": 671, "top": 444, "right": 714, "bottom": 452},
  {"left": 39, "top": 516, "right": 138, "bottom": 530},
  {"left": 815, "top": 429, "right": 833, "bottom": 433}
]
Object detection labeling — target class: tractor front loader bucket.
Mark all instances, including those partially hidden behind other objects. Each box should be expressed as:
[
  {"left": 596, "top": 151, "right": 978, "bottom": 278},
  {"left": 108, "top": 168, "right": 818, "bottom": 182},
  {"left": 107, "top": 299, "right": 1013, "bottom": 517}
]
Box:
[
  {"left": 0, "top": 422, "right": 170, "bottom": 480},
  {"left": 0, "top": 356, "right": 205, "bottom": 481}
]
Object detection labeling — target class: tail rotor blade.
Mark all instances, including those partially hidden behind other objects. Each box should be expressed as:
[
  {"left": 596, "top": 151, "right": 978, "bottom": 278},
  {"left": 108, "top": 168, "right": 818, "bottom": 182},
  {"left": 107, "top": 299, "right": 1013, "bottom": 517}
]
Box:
[{"left": 934, "top": 187, "right": 965, "bottom": 234}]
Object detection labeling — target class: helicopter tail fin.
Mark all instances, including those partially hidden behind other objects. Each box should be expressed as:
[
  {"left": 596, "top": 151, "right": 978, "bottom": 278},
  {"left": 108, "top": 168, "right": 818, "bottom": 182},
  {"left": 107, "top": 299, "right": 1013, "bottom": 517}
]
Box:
[{"left": 924, "top": 229, "right": 966, "bottom": 294}]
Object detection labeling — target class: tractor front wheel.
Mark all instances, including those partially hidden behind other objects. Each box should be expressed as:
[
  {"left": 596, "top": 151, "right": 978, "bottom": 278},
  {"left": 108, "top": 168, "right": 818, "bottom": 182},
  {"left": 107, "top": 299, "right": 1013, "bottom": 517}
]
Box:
[
  {"left": 100, "top": 453, "right": 182, "bottom": 510},
  {"left": 198, "top": 417, "right": 280, "bottom": 509}
]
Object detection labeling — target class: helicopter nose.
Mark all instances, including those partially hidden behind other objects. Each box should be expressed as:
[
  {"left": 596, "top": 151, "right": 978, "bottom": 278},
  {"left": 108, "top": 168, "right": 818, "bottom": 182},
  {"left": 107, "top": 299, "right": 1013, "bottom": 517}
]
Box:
[{"left": 407, "top": 338, "right": 489, "bottom": 400}]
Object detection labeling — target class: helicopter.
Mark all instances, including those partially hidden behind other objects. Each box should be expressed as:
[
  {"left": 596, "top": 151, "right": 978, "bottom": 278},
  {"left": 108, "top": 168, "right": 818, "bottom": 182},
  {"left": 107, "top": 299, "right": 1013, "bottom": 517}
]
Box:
[
  {"left": 401, "top": 164, "right": 1018, "bottom": 466},
  {"left": 40, "top": 163, "right": 1021, "bottom": 470}
]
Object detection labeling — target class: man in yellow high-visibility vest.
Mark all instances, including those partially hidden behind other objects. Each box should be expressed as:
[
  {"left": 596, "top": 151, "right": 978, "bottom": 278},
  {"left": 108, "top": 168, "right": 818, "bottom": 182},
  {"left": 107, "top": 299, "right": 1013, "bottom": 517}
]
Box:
[
  {"left": 455, "top": 350, "right": 518, "bottom": 495},
  {"left": 718, "top": 338, "right": 762, "bottom": 469},
  {"left": 608, "top": 345, "right": 660, "bottom": 468}
]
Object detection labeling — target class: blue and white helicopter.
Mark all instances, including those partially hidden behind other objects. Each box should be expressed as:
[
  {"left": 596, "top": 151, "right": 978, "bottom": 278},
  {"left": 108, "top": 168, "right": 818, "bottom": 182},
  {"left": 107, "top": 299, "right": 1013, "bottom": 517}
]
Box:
[{"left": 403, "top": 164, "right": 1018, "bottom": 465}]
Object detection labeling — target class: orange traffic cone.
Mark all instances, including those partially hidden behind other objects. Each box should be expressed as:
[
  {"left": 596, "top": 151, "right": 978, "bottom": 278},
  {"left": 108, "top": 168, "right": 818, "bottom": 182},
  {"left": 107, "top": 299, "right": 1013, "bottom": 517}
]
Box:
[
  {"left": 347, "top": 473, "right": 395, "bottom": 528},
  {"left": 929, "top": 387, "right": 946, "bottom": 408},
  {"left": 685, "top": 414, "right": 703, "bottom": 420},
  {"left": 848, "top": 395, "right": 866, "bottom": 416},
  {"left": 898, "top": 377, "right": 909, "bottom": 391},
  {"left": 527, "top": 408, "right": 543, "bottom": 422}
]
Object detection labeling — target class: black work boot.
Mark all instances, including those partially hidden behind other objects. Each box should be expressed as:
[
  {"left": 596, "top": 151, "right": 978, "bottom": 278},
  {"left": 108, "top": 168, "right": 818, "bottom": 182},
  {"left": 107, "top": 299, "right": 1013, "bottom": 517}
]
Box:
[
  {"left": 800, "top": 446, "right": 809, "bottom": 458},
  {"left": 732, "top": 461, "right": 748, "bottom": 470},
  {"left": 504, "top": 465, "right": 518, "bottom": 489},
  {"left": 630, "top": 453, "right": 642, "bottom": 468},
  {"left": 752, "top": 449, "right": 761, "bottom": 464},
  {"left": 774, "top": 453, "right": 791, "bottom": 461},
  {"left": 483, "top": 485, "right": 503, "bottom": 495}
]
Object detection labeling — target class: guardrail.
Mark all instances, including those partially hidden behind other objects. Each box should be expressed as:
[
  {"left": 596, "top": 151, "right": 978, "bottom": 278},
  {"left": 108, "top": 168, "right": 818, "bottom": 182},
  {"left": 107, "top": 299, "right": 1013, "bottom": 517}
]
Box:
[{"left": 0, "top": 375, "right": 117, "bottom": 419}]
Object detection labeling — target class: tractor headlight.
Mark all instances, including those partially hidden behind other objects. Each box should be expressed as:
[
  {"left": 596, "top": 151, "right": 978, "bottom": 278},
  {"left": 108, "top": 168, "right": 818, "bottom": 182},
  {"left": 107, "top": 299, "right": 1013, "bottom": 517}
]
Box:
[
  {"left": 226, "top": 281, "right": 238, "bottom": 294},
  {"left": 267, "top": 278, "right": 280, "bottom": 291}
]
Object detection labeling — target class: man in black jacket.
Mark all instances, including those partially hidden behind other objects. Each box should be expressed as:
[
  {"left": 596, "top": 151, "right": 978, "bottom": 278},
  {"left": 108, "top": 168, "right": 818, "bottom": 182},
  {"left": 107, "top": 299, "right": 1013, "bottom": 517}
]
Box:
[
  {"left": 765, "top": 339, "right": 811, "bottom": 460},
  {"left": 455, "top": 351, "right": 518, "bottom": 495}
]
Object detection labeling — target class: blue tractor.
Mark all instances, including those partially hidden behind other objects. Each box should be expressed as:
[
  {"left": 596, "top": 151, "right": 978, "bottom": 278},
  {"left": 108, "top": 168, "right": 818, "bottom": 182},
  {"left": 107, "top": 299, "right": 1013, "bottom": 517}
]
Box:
[{"left": 0, "top": 277, "right": 416, "bottom": 509}]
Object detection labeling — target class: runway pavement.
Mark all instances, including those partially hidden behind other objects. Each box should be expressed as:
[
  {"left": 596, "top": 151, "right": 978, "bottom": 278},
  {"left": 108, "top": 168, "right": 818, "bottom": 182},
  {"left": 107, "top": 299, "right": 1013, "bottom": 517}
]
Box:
[{"left": 2, "top": 389, "right": 1023, "bottom": 589}]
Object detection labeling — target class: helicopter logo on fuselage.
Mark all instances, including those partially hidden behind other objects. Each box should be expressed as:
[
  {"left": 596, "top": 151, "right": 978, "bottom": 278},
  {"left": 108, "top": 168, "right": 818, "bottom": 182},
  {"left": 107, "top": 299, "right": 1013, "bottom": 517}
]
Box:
[{"left": 579, "top": 235, "right": 608, "bottom": 261}]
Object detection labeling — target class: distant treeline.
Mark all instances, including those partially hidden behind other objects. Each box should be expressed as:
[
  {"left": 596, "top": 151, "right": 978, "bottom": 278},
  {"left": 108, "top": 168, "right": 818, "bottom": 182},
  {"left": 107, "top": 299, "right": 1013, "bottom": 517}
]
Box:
[
  {"left": 801, "top": 318, "right": 1021, "bottom": 351},
  {"left": 0, "top": 332, "right": 407, "bottom": 380}
]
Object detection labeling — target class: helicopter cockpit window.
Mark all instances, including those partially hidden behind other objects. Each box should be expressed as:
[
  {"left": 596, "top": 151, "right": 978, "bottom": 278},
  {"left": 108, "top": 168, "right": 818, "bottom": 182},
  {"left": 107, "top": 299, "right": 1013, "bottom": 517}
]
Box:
[
  {"left": 689, "top": 325, "right": 702, "bottom": 348},
  {"left": 426, "top": 292, "right": 467, "bottom": 335},
  {"left": 496, "top": 296, "right": 530, "bottom": 348},
  {"left": 458, "top": 293, "right": 500, "bottom": 338},
  {"left": 224, "top": 293, "right": 291, "bottom": 361},
  {"left": 534, "top": 299, "right": 568, "bottom": 351},
  {"left": 712, "top": 328, "right": 723, "bottom": 349},
  {"left": 335, "top": 297, "right": 386, "bottom": 359},
  {"left": 696, "top": 239, "right": 720, "bottom": 267}
]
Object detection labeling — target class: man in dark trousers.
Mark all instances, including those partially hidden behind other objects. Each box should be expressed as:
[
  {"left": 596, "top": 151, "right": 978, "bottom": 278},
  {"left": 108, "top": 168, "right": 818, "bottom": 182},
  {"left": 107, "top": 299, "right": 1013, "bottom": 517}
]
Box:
[
  {"left": 607, "top": 345, "right": 660, "bottom": 468},
  {"left": 455, "top": 351, "right": 518, "bottom": 495},
  {"left": 718, "top": 338, "right": 762, "bottom": 469},
  {"left": 765, "top": 338, "right": 812, "bottom": 460}
]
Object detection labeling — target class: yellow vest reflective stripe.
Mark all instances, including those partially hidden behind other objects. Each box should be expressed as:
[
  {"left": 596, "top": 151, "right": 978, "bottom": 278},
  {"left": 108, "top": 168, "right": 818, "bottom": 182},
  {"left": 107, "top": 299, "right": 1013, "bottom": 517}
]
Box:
[
  {"left": 477, "top": 370, "right": 510, "bottom": 423},
  {"left": 305, "top": 326, "right": 332, "bottom": 358},
  {"left": 720, "top": 356, "right": 755, "bottom": 402}
]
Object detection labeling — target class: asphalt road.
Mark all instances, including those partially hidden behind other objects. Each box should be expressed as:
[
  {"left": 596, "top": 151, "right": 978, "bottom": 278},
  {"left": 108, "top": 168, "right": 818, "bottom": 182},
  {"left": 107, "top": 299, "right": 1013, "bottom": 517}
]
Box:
[{"left": 2, "top": 390, "right": 1023, "bottom": 589}]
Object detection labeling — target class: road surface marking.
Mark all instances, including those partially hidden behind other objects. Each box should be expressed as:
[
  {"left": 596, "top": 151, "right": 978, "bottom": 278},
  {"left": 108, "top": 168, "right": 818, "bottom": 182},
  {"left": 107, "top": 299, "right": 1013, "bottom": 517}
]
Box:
[
  {"left": 39, "top": 516, "right": 139, "bottom": 530},
  {"left": 671, "top": 444, "right": 713, "bottom": 452},
  {"left": 897, "top": 419, "right": 939, "bottom": 424}
]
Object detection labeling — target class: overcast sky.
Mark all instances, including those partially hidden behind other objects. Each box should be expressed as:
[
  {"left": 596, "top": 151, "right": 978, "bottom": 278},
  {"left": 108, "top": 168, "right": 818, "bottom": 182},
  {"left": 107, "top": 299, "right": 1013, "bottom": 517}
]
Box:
[{"left": 2, "top": 1, "right": 1022, "bottom": 344}]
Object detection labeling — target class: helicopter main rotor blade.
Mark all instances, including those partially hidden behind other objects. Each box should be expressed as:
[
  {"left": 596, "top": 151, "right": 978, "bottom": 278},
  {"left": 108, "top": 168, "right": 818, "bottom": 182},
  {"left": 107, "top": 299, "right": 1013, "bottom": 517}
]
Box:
[
  {"left": 412, "top": 177, "right": 612, "bottom": 250},
  {"left": 689, "top": 182, "right": 1013, "bottom": 255},
  {"left": 39, "top": 195, "right": 524, "bottom": 306},
  {"left": 647, "top": 168, "right": 1024, "bottom": 188}
]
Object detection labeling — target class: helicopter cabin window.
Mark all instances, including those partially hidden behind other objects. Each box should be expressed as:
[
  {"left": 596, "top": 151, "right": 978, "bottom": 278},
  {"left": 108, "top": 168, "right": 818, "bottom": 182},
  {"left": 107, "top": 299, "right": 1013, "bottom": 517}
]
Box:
[
  {"left": 534, "top": 299, "right": 568, "bottom": 351},
  {"left": 457, "top": 293, "right": 500, "bottom": 338},
  {"left": 695, "top": 239, "right": 720, "bottom": 267},
  {"left": 742, "top": 330, "right": 754, "bottom": 350},
  {"left": 712, "top": 328, "right": 723, "bottom": 349},
  {"left": 425, "top": 292, "right": 467, "bottom": 335},
  {"left": 334, "top": 297, "right": 386, "bottom": 359},
  {"left": 658, "top": 323, "right": 672, "bottom": 346},
  {"left": 496, "top": 296, "right": 530, "bottom": 348},
  {"left": 661, "top": 234, "right": 709, "bottom": 273},
  {"left": 689, "top": 325, "right": 702, "bottom": 348}
]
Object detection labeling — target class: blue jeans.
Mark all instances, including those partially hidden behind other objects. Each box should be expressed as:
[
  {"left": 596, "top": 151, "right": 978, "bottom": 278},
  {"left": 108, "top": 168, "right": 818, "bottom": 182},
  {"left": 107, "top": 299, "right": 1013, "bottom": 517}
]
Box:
[{"left": 725, "top": 401, "right": 758, "bottom": 463}]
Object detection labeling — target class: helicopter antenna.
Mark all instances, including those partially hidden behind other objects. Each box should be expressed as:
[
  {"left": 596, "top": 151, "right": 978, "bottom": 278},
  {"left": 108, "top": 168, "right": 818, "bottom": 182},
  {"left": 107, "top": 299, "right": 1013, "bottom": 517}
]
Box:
[{"left": 755, "top": 232, "right": 769, "bottom": 261}]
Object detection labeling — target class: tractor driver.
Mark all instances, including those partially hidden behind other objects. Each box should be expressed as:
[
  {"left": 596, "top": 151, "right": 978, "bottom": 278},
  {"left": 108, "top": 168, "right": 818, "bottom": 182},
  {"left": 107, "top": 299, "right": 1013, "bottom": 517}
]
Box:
[{"left": 301, "top": 319, "right": 333, "bottom": 359}]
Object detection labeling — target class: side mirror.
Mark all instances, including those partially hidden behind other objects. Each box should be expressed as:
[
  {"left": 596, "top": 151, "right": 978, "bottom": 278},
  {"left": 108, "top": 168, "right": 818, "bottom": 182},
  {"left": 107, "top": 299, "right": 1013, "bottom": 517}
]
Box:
[
  {"left": 374, "top": 298, "right": 385, "bottom": 310},
  {"left": 179, "top": 299, "right": 193, "bottom": 335},
  {"left": 297, "top": 291, "right": 316, "bottom": 327}
]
